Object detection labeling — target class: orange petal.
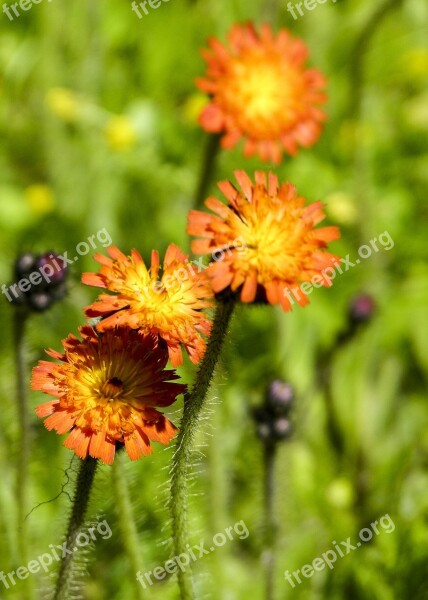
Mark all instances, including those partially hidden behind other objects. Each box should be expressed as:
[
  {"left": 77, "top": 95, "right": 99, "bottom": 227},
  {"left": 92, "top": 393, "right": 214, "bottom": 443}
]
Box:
[
  {"left": 44, "top": 410, "right": 75, "bottom": 434},
  {"left": 240, "top": 274, "right": 258, "bottom": 303}
]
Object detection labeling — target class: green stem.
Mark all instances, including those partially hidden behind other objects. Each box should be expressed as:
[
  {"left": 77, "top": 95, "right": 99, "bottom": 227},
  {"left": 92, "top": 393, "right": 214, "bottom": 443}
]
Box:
[
  {"left": 170, "top": 299, "right": 235, "bottom": 599},
  {"left": 112, "top": 453, "right": 145, "bottom": 600},
  {"left": 194, "top": 134, "right": 221, "bottom": 209},
  {"left": 14, "top": 310, "right": 30, "bottom": 566},
  {"left": 262, "top": 0, "right": 279, "bottom": 22},
  {"left": 53, "top": 457, "right": 98, "bottom": 600},
  {"left": 263, "top": 442, "right": 277, "bottom": 600},
  {"left": 347, "top": 0, "right": 404, "bottom": 247},
  {"left": 348, "top": 0, "right": 404, "bottom": 119},
  {"left": 318, "top": 347, "right": 345, "bottom": 462}
]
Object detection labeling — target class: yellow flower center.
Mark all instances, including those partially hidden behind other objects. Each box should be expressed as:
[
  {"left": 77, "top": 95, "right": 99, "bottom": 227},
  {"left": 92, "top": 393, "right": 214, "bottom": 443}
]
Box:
[
  {"left": 117, "top": 267, "right": 199, "bottom": 333},
  {"left": 67, "top": 355, "right": 150, "bottom": 434},
  {"left": 100, "top": 377, "right": 124, "bottom": 401},
  {"left": 221, "top": 54, "right": 303, "bottom": 138},
  {"left": 231, "top": 192, "right": 312, "bottom": 282}
]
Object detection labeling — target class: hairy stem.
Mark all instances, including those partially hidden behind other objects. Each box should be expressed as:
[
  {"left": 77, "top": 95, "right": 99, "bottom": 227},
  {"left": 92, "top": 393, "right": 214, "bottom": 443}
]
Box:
[
  {"left": 112, "top": 454, "right": 145, "bottom": 600},
  {"left": 14, "top": 310, "right": 30, "bottom": 568},
  {"left": 194, "top": 134, "right": 221, "bottom": 209},
  {"left": 263, "top": 442, "right": 277, "bottom": 600},
  {"left": 53, "top": 457, "right": 98, "bottom": 600},
  {"left": 170, "top": 299, "right": 235, "bottom": 599}
]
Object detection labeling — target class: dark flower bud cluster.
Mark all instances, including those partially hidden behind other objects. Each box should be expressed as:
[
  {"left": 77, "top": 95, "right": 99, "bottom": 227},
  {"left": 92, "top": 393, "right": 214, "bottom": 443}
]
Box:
[
  {"left": 348, "top": 293, "right": 376, "bottom": 327},
  {"left": 253, "top": 380, "right": 294, "bottom": 445},
  {"left": 6, "top": 251, "right": 68, "bottom": 312}
]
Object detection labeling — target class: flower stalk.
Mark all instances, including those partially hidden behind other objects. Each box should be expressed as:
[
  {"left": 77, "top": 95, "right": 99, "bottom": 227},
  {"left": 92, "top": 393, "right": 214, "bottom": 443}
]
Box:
[
  {"left": 263, "top": 441, "right": 277, "bottom": 600},
  {"left": 194, "top": 133, "right": 221, "bottom": 209},
  {"left": 253, "top": 381, "right": 294, "bottom": 600},
  {"left": 112, "top": 454, "right": 146, "bottom": 600},
  {"left": 14, "top": 309, "right": 30, "bottom": 565},
  {"left": 170, "top": 298, "right": 235, "bottom": 599},
  {"left": 53, "top": 457, "right": 98, "bottom": 600}
]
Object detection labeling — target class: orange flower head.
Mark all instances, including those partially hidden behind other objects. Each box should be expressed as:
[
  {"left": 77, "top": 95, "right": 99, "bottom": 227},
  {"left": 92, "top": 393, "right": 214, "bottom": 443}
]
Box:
[
  {"left": 197, "top": 23, "right": 327, "bottom": 163},
  {"left": 82, "top": 244, "right": 214, "bottom": 367},
  {"left": 187, "top": 170, "right": 340, "bottom": 311},
  {"left": 32, "top": 326, "right": 186, "bottom": 464}
]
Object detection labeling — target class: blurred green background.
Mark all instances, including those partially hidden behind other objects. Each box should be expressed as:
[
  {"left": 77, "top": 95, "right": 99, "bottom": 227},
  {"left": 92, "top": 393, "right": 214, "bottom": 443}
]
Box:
[{"left": 1, "top": 0, "right": 427, "bottom": 598}]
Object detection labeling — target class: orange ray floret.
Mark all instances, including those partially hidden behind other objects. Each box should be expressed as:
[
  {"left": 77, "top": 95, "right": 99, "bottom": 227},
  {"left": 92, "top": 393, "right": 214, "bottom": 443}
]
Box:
[
  {"left": 196, "top": 23, "right": 327, "bottom": 163},
  {"left": 82, "top": 244, "right": 214, "bottom": 367},
  {"left": 187, "top": 170, "right": 340, "bottom": 311},
  {"left": 32, "top": 326, "right": 186, "bottom": 464}
]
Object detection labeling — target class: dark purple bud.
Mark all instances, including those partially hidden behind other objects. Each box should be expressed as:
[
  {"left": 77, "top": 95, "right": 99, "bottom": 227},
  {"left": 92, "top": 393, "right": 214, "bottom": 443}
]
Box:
[
  {"left": 273, "top": 418, "right": 292, "bottom": 441},
  {"left": 349, "top": 294, "right": 376, "bottom": 325},
  {"left": 37, "top": 252, "right": 68, "bottom": 286},
  {"left": 256, "top": 422, "right": 272, "bottom": 442},
  {"left": 266, "top": 380, "right": 294, "bottom": 414},
  {"left": 14, "top": 253, "right": 37, "bottom": 279},
  {"left": 28, "top": 292, "right": 53, "bottom": 312}
]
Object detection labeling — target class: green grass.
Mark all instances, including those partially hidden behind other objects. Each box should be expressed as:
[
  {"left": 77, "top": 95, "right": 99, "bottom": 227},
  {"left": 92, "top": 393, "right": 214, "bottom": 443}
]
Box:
[{"left": 0, "top": 0, "right": 427, "bottom": 598}]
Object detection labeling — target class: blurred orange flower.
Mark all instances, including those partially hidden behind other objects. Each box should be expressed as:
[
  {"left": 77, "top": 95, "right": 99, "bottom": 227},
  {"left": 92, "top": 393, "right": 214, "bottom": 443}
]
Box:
[
  {"left": 196, "top": 23, "right": 327, "bottom": 163},
  {"left": 32, "top": 327, "right": 185, "bottom": 464},
  {"left": 82, "top": 245, "right": 214, "bottom": 367},
  {"left": 188, "top": 170, "right": 340, "bottom": 310}
]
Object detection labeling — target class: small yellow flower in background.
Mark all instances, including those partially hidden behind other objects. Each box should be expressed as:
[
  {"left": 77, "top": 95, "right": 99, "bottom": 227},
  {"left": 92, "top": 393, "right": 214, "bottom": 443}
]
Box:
[
  {"left": 326, "top": 478, "right": 354, "bottom": 509},
  {"left": 404, "top": 93, "right": 428, "bottom": 132},
  {"left": 325, "top": 191, "right": 358, "bottom": 226},
  {"left": 24, "top": 184, "right": 55, "bottom": 215},
  {"left": 104, "top": 115, "right": 137, "bottom": 151},
  {"left": 182, "top": 93, "right": 210, "bottom": 125},
  {"left": 45, "top": 87, "right": 80, "bottom": 122},
  {"left": 402, "top": 48, "right": 428, "bottom": 79}
]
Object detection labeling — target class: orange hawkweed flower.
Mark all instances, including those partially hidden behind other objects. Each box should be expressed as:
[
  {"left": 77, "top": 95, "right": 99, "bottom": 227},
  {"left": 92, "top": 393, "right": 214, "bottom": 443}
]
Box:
[
  {"left": 187, "top": 171, "right": 340, "bottom": 311},
  {"left": 82, "top": 244, "right": 214, "bottom": 367},
  {"left": 197, "top": 23, "right": 327, "bottom": 163},
  {"left": 32, "top": 327, "right": 185, "bottom": 464}
]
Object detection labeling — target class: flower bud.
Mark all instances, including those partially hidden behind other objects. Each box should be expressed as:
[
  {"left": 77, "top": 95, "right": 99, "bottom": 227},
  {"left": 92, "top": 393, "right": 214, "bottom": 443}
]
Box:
[
  {"left": 6, "top": 250, "right": 68, "bottom": 314},
  {"left": 14, "top": 252, "right": 37, "bottom": 280},
  {"left": 349, "top": 293, "right": 376, "bottom": 326},
  {"left": 28, "top": 292, "right": 54, "bottom": 312},
  {"left": 256, "top": 422, "right": 272, "bottom": 442},
  {"left": 37, "top": 253, "right": 68, "bottom": 286},
  {"left": 272, "top": 417, "right": 292, "bottom": 440},
  {"left": 266, "top": 380, "right": 294, "bottom": 414}
]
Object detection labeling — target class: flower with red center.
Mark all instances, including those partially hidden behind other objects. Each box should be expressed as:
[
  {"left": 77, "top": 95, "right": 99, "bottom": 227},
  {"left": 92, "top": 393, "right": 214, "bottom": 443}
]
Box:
[
  {"left": 82, "top": 244, "right": 214, "bottom": 367},
  {"left": 32, "top": 326, "right": 186, "bottom": 464},
  {"left": 196, "top": 23, "right": 327, "bottom": 163},
  {"left": 187, "top": 170, "right": 340, "bottom": 311}
]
